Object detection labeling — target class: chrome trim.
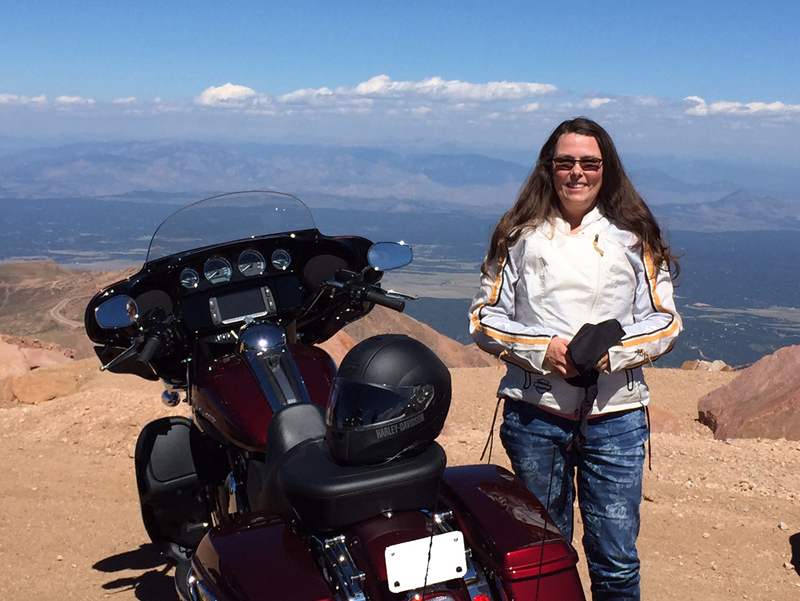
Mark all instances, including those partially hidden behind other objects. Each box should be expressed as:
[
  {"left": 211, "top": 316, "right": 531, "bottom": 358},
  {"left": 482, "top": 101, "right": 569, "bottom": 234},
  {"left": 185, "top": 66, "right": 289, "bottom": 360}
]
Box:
[
  {"left": 426, "top": 510, "right": 494, "bottom": 600},
  {"left": 186, "top": 565, "right": 222, "bottom": 601},
  {"left": 224, "top": 472, "right": 248, "bottom": 515},
  {"left": 162, "top": 390, "right": 182, "bottom": 406},
  {"left": 237, "top": 323, "right": 312, "bottom": 413},
  {"left": 311, "top": 534, "right": 367, "bottom": 601}
]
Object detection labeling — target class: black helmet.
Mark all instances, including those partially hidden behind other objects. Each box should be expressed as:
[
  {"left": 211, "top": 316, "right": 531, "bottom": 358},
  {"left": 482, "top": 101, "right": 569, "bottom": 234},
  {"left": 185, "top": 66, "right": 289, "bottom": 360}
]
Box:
[{"left": 326, "top": 335, "right": 451, "bottom": 466}]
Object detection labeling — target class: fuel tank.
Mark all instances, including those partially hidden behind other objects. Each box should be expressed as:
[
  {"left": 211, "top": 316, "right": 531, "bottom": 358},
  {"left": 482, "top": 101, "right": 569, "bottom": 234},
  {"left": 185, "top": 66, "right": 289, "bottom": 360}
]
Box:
[{"left": 191, "top": 344, "right": 337, "bottom": 452}]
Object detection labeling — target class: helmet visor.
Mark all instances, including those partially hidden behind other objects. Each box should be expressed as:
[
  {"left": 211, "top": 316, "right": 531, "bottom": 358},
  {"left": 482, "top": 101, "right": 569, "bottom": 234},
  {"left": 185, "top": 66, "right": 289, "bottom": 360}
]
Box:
[{"left": 327, "top": 378, "right": 435, "bottom": 429}]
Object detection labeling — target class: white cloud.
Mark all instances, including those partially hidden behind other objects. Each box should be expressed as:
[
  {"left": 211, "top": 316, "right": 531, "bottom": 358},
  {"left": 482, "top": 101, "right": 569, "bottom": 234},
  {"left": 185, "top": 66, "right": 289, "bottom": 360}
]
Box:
[
  {"left": 585, "top": 97, "right": 613, "bottom": 109},
  {"left": 520, "top": 103, "right": 540, "bottom": 112},
  {"left": 0, "top": 93, "right": 48, "bottom": 105},
  {"left": 0, "top": 93, "right": 23, "bottom": 104},
  {"left": 685, "top": 96, "right": 800, "bottom": 116},
  {"left": 113, "top": 96, "right": 138, "bottom": 104},
  {"left": 278, "top": 87, "right": 333, "bottom": 103},
  {"left": 340, "top": 75, "right": 558, "bottom": 101},
  {"left": 55, "top": 95, "right": 95, "bottom": 105},
  {"left": 195, "top": 83, "right": 266, "bottom": 108},
  {"left": 413, "top": 106, "right": 432, "bottom": 116},
  {"left": 633, "top": 95, "right": 660, "bottom": 107}
]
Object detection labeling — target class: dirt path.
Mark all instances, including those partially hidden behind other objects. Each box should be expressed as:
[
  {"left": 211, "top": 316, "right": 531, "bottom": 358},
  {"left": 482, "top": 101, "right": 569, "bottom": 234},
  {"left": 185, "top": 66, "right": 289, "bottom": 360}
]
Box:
[{"left": 49, "top": 297, "right": 85, "bottom": 329}]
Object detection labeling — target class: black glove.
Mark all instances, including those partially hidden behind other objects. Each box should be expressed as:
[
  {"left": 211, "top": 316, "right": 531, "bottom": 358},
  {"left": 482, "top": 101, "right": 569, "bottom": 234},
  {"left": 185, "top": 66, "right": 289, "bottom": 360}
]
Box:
[{"left": 564, "top": 319, "right": 625, "bottom": 455}]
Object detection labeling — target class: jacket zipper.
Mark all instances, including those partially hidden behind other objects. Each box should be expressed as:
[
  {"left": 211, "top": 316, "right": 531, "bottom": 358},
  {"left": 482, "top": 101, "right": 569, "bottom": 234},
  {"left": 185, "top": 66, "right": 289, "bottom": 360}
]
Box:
[{"left": 590, "top": 233, "right": 604, "bottom": 317}]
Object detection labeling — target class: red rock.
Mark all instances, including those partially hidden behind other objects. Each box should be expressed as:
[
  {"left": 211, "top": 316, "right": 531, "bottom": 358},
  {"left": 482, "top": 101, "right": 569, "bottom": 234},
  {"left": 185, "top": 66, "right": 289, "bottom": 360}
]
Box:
[
  {"left": 10, "top": 360, "right": 96, "bottom": 405},
  {"left": 0, "top": 340, "right": 29, "bottom": 380},
  {"left": 697, "top": 345, "right": 800, "bottom": 440},
  {"left": 316, "top": 331, "right": 356, "bottom": 366},
  {"left": 20, "top": 347, "right": 74, "bottom": 369},
  {"left": 0, "top": 341, "right": 29, "bottom": 405}
]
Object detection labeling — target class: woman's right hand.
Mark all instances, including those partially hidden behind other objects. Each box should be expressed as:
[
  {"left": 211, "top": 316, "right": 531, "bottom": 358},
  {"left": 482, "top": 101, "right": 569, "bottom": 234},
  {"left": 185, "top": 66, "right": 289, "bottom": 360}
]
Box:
[{"left": 544, "top": 336, "right": 579, "bottom": 378}]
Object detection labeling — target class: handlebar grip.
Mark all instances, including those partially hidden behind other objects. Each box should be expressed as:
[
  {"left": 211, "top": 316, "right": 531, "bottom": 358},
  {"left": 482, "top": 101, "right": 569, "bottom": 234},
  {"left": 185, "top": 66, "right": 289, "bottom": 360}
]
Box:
[
  {"left": 136, "top": 335, "right": 162, "bottom": 365},
  {"left": 364, "top": 287, "right": 405, "bottom": 312}
]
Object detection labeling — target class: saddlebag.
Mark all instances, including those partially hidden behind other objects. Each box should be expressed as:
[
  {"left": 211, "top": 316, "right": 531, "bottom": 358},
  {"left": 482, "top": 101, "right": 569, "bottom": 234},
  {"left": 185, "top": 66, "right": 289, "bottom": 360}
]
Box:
[
  {"left": 441, "top": 465, "right": 584, "bottom": 599},
  {"left": 134, "top": 416, "right": 211, "bottom": 564},
  {"left": 278, "top": 440, "right": 447, "bottom": 532}
]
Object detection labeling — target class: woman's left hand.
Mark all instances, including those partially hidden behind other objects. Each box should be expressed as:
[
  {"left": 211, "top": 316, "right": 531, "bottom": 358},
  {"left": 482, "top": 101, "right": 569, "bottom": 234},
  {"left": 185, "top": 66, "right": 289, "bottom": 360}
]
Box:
[{"left": 595, "top": 353, "right": 610, "bottom": 373}]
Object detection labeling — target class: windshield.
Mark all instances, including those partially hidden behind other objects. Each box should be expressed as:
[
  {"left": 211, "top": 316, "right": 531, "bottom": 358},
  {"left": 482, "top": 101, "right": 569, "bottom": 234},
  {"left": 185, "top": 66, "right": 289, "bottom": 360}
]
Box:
[{"left": 146, "top": 191, "right": 316, "bottom": 262}]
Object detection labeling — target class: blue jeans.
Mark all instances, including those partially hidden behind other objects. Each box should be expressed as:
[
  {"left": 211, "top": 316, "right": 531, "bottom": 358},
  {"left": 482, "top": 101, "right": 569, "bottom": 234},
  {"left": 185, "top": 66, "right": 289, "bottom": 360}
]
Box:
[{"left": 500, "top": 399, "right": 648, "bottom": 601}]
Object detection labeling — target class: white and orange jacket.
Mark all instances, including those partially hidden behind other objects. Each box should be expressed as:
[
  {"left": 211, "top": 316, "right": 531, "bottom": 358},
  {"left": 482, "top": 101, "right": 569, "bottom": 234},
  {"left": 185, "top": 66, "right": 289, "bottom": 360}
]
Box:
[{"left": 469, "top": 207, "right": 682, "bottom": 418}]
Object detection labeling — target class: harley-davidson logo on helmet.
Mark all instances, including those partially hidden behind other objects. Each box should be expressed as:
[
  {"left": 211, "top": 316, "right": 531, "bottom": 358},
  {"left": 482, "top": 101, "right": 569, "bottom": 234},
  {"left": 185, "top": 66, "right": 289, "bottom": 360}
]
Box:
[{"left": 375, "top": 413, "right": 426, "bottom": 439}]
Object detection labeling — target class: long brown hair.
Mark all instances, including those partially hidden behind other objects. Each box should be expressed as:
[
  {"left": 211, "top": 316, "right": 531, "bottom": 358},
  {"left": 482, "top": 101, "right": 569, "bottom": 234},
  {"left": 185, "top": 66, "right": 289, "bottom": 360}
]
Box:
[{"left": 482, "top": 117, "right": 679, "bottom": 279}]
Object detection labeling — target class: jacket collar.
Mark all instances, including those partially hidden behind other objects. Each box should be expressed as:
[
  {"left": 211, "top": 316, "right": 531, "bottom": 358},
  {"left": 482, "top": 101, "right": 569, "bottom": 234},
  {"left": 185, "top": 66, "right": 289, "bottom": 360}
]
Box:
[{"left": 552, "top": 205, "right": 605, "bottom": 234}]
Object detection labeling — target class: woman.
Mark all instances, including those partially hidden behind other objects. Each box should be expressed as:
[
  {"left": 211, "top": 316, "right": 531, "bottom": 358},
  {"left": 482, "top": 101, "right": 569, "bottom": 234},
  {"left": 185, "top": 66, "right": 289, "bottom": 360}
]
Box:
[{"left": 469, "top": 117, "right": 681, "bottom": 601}]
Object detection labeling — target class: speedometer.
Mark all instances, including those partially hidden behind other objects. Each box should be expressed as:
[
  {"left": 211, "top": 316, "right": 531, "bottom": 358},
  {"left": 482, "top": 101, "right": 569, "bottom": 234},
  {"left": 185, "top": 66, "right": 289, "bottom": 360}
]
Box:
[
  {"left": 204, "top": 257, "right": 233, "bottom": 284},
  {"left": 238, "top": 250, "right": 266, "bottom": 277}
]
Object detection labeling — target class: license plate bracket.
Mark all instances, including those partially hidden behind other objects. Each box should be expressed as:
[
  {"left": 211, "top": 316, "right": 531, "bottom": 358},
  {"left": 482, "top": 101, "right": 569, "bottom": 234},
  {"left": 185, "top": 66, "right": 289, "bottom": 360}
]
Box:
[{"left": 384, "top": 531, "right": 467, "bottom": 593}]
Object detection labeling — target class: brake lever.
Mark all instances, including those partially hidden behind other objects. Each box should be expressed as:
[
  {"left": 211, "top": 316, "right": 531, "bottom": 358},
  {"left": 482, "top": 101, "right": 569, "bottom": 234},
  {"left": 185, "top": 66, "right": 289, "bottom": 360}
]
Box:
[{"left": 100, "top": 335, "right": 144, "bottom": 371}]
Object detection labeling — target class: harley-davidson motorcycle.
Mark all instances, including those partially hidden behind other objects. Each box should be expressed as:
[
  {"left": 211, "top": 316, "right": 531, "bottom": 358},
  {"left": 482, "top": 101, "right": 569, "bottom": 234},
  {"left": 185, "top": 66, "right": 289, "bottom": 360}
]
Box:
[{"left": 85, "top": 191, "right": 585, "bottom": 601}]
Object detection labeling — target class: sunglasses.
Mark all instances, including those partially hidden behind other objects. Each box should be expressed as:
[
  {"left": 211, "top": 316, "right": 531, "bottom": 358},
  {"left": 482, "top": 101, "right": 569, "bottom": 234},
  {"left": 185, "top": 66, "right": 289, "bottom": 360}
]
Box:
[{"left": 552, "top": 157, "right": 603, "bottom": 172}]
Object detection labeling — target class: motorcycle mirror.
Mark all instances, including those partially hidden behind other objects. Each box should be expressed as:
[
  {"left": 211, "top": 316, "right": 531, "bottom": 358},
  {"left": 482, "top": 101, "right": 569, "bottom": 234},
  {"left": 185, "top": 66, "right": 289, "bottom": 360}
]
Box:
[
  {"left": 95, "top": 295, "right": 138, "bottom": 329},
  {"left": 367, "top": 242, "right": 412, "bottom": 271}
]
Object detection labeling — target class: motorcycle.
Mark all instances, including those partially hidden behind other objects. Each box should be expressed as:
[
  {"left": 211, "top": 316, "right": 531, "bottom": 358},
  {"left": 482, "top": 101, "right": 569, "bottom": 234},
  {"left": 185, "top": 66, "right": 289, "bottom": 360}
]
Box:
[{"left": 85, "top": 191, "right": 585, "bottom": 601}]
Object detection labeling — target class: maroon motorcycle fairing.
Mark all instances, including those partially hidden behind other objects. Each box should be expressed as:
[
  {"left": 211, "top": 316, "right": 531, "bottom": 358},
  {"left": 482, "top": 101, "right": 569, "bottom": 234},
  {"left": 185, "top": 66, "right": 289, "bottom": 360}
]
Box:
[{"left": 191, "top": 343, "right": 337, "bottom": 452}]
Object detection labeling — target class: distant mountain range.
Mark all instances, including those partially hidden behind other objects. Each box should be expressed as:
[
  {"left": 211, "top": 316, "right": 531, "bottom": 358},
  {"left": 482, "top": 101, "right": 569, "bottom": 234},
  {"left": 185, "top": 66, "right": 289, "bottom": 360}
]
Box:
[{"left": 1, "top": 140, "right": 798, "bottom": 231}]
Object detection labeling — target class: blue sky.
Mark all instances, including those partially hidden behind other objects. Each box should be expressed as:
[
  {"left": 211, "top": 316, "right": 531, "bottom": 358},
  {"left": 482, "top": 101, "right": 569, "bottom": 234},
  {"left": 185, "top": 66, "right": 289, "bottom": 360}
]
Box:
[{"left": 1, "top": 1, "right": 799, "bottom": 161}]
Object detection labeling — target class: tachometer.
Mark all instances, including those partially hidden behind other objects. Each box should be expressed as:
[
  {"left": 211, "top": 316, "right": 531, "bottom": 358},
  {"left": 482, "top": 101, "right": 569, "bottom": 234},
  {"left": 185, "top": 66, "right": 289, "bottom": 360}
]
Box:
[
  {"left": 238, "top": 250, "right": 266, "bottom": 277},
  {"left": 180, "top": 268, "right": 200, "bottom": 289},
  {"left": 271, "top": 249, "right": 292, "bottom": 271},
  {"left": 204, "top": 257, "right": 233, "bottom": 284}
]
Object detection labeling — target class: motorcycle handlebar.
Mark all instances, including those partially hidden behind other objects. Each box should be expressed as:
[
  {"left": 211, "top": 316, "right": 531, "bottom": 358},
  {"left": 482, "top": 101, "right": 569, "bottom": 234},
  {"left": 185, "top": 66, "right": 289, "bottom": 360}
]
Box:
[
  {"left": 363, "top": 287, "right": 405, "bottom": 312},
  {"left": 136, "top": 335, "right": 162, "bottom": 365}
]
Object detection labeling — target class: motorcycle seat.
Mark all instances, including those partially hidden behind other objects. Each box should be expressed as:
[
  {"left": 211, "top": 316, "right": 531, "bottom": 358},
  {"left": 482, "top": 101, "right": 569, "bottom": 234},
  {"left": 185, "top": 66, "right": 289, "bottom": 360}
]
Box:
[
  {"left": 248, "top": 402, "right": 327, "bottom": 515},
  {"left": 278, "top": 439, "right": 447, "bottom": 532}
]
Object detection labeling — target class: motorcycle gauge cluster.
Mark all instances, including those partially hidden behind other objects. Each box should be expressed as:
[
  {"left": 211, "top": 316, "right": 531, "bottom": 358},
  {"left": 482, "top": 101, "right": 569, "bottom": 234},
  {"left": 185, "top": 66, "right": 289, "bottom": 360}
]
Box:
[
  {"left": 204, "top": 257, "right": 233, "bottom": 284},
  {"left": 271, "top": 249, "right": 292, "bottom": 271},
  {"left": 237, "top": 250, "right": 266, "bottom": 277},
  {"left": 180, "top": 268, "right": 200, "bottom": 289}
]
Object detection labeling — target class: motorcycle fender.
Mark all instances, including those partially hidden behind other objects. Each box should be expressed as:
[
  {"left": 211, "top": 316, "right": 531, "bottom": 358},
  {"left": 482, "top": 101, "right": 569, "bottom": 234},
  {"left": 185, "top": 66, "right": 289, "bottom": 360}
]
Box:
[
  {"left": 441, "top": 464, "right": 585, "bottom": 600},
  {"left": 191, "top": 512, "right": 334, "bottom": 601},
  {"left": 134, "top": 416, "right": 211, "bottom": 565}
]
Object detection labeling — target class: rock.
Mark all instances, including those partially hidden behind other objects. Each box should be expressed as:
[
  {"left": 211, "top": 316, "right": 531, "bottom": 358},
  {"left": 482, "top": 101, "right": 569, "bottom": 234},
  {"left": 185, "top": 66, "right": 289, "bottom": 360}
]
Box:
[
  {"left": 680, "top": 359, "right": 733, "bottom": 372},
  {"left": 316, "top": 331, "right": 356, "bottom": 366},
  {"left": 10, "top": 359, "right": 96, "bottom": 405},
  {"left": 0, "top": 340, "right": 29, "bottom": 381},
  {"left": 20, "top": 347, "right": 74, "bottom": 369},
  {"left": 697, "top": 344, "right": 800, "bottom": 440},
  {"left": 0, "top": 340, "right": 30, "bottom": 406},
  {"left": 648, "top": 405, "right": 681, "bottom": 435}
]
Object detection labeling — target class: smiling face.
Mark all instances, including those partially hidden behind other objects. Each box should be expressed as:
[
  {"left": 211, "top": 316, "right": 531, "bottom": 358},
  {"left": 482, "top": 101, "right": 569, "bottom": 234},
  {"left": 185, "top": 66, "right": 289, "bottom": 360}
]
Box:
[{"left": 552, "top": 133, "right": 604, "bottom": 229}]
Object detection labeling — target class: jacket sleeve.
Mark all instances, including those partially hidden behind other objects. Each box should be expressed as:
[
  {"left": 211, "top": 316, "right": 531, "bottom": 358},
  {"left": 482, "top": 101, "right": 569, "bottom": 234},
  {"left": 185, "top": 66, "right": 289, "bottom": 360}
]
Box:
[
  {"left": 468, "top": 241, "right": 557, "bottom": 374},
  {"left": 608, "top": 245, "right": 683, "bottom": 371}
]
